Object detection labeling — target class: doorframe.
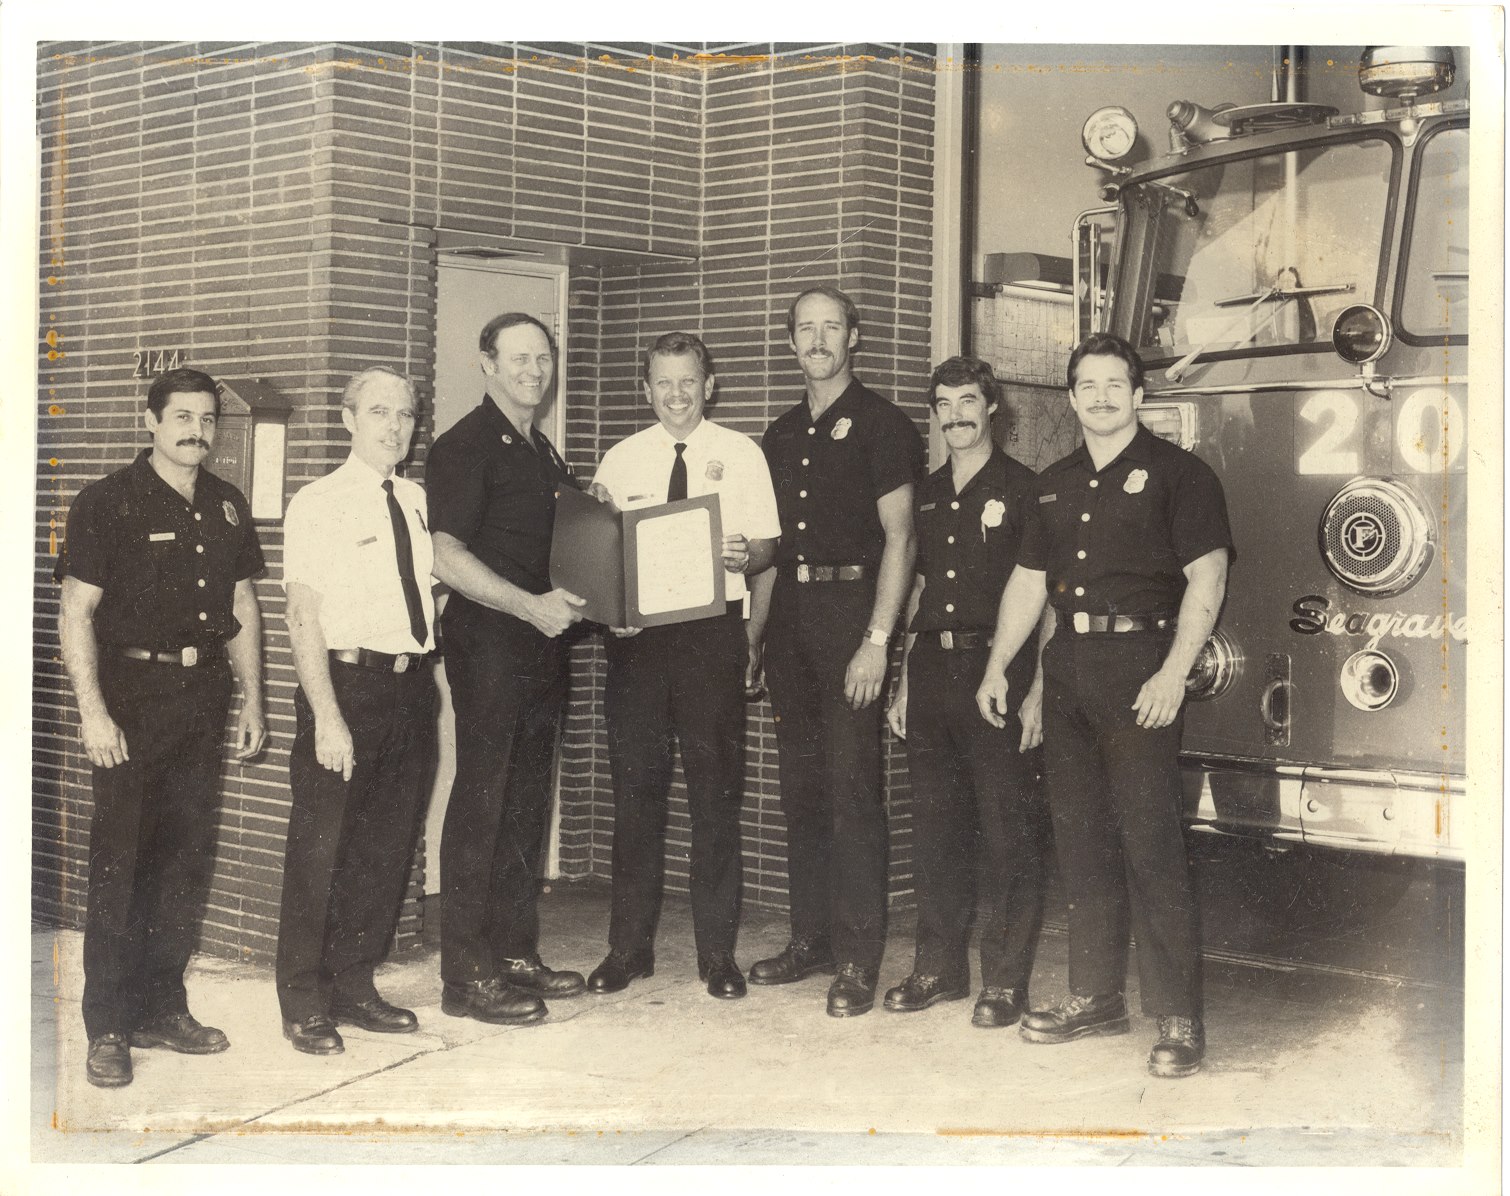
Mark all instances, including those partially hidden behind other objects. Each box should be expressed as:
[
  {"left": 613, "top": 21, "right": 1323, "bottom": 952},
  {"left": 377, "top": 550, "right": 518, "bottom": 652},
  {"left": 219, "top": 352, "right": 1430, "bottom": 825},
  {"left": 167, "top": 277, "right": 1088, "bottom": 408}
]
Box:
[{"left": 431, "top": 254, "right": 572, "bottom": 880}]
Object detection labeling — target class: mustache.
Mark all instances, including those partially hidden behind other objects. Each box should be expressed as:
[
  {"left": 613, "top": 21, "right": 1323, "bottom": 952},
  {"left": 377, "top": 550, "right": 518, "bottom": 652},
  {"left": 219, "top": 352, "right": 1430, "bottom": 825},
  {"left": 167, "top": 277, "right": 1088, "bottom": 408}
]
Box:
[
  {"left": 940, "top": 420, "right": 978, "bottom": 432},
  {"left": 176, "top": 438, "right": 210, "bottom": 449}
]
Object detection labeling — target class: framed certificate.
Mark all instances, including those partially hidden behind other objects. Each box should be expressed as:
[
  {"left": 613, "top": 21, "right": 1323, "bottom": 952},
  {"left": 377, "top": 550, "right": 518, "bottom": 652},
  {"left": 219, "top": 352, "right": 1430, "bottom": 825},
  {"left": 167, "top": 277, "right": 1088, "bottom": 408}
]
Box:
[{"left": 550, "top": 485, "right": 726, "bottom": 628}]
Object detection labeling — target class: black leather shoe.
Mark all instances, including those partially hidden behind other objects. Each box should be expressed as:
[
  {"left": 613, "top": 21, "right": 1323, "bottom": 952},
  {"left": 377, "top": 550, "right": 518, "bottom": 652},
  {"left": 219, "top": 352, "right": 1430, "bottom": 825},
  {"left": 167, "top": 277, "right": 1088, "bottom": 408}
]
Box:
[
  {"left": 131, "top": 1011, "right": 230, "bottom": 1054},
  {"left": 501, "top": 953, "right": 587, "bottom": 997},
  {"left": 1019, "top": 992, "right": 1130, "bottom": 1043},
  {"left": 441, "top": 978, "right": 547, "bottom": 1025},
  {"left": 698, "top": 951, "right": 747, "bottom": 1000},
  {"left": 826, "top": 963, "right": 877, "bottom": 1018},
  {"left": 748, "top": 938, "right": 836, "bottom": 986},
  {"left": 330, "top": 994, "right": 418, "bottom": 1034},
  {"left": 1148, "top": 1015, "right": 1205, "bottom": 1078},
  {"left": 283, "top": 1013, "right": 344, "bottom": 1056},
  {"left": 883, "top": 972, "right": 969, "bottom": 1013},
  {"left": 971, "top": 986, "right": 1025, "bottom": 1029},
  {"left": 586, "top": 949, "right": 655, "bottom": 994},
  {"left": 86, "top": 1033, "right": 132, "bottom": 1088}
]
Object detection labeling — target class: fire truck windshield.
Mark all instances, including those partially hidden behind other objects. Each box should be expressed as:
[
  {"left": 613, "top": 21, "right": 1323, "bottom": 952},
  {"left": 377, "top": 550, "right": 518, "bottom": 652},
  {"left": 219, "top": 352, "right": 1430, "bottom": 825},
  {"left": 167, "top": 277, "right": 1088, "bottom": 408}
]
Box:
[
  {"left": 1131, "top": 137, "right": 1395, "bottom": 364},
  {"left": 1399, "top": 125, "right": 1468, "bottom": 341}
]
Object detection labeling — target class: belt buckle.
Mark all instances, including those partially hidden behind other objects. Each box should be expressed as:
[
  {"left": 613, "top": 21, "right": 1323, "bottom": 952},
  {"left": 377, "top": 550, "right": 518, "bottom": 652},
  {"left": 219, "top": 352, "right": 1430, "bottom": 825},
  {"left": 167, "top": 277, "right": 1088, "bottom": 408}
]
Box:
[
  {"left": 796, "top": 564, "right": 811, "bottom": 583},
  {"left": 181, "top": 646, "right": 198, "bottom": 667},
  {"left": 393, "top": 653, "right": 410, "bottom": 674},
  {"left": 939, "top": 630, "right": 954, "bottom": 650},
  {"left": 1072, "top": 612, "right": 1090, "bottom": 634}
]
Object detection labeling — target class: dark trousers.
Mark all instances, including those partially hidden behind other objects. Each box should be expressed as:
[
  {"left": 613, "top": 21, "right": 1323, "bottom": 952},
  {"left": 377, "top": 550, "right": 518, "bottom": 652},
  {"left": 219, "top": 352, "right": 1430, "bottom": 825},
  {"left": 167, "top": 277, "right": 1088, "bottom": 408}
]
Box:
[
  {"left": 905, "top": 642, "right": 1047, "bottom": 988},
  {"left": 275, "top": 662, "right": 436, "bottom": 1021},
  {"left": 763, "top": 575, "right": 887, "bottom": 972},
  {"left": 82, "top": 656, "right": 232, "bottom": 1038},
  {"left": 604, "top": 608, "right": 746, "bottom": 960},
  {"left": 1040, "top": 632, "right": 1200, "bottom": 1017},
  {"left": 439, "top": 600, "right": 566, "bottom": 984}
]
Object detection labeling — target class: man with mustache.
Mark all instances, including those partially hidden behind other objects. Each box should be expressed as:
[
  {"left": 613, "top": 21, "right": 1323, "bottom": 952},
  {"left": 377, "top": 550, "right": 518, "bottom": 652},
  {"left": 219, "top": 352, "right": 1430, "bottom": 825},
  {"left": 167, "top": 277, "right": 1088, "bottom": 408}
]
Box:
[
  {"left": 975, "top": 333, "right": 1233, "bottom": 1077},
  {"left": 427, "top": 313, "right": 588, "bottom": 1025},
  {"left": 883, "top": 356, "right": 1049, "bottom": 1028},
  {"left": 584, "top": 332, "right": 780, "bottom": 999},
  {"left": 275, "top": 367, "right": 438, "bottom": 1055},
  {"left": 747, "top": 285, "right": 924, "bottom": 1017},
  {"left": 56, "top": 367, "right": 266, "bottom": 1088}
]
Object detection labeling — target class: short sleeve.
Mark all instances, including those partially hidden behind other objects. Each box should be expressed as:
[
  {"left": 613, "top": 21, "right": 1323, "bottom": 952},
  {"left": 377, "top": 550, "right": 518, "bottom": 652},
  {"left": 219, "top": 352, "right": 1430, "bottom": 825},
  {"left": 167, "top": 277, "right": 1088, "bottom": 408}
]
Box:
[
  {"left": 230, "top": 490, "right": 264, "bottom": 581},
  {"left": 281, "top": 488, "right": 327, "bottom": 595},
  {"left": 426, "top": 431, "right": 487, "bottom": 544},
  {"left": 55, "top": 483, "right": 110, "bottom": 587},
  {"left": 737, "top": 438, "right": 782, "bottom": 540},
  {"left": 868, "top": 406, "right": 924, "bottom": 500},
  {"left": 1170, "top": 457, "right": 1236, "bottom": 570},
  {"left": 1017, "top": 491, "right": 1051, "bottom": 572}
]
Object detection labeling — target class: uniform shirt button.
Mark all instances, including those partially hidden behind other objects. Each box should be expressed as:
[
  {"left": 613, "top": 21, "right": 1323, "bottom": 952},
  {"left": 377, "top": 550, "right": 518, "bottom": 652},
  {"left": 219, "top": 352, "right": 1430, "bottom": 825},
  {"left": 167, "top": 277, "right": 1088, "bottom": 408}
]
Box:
[
  {"left": 194, "top": 512, "right": 202, "bottom": 521},
  {"left": 947, "top": 535, "right": 955, "bottom": 544},
  {"left": 1077, "top": 550, "right": 1087, "bottom": 560},
  {"left": 797, "top": 521, "right": 806, "bottom": 530},
  {"left": 198, "top": 611, "right": 208, "bottom": 621},
  {"left": 196, "top": 544, "right": 205, "bottom": 553},
  {"left": 945, "top": 603, "right": 955, "bottom": 613},
  {"left": 946, "top": 569, "right": 956, "bottom": 579},
  {"left": 801, "top": 458, "right": 810, "bottom": 467},
  {"left": 1080, "top": 513, "right": 1090, "bottom": 523},
  {"left": 797, "top": 554, "right": 805, "bottom": 562},
  {"left": 1089, "top": 479, "right": 1099, "bottom": 488},
  {"left": 799, "top": 490, "right": 808, "bottom": 498},
  {"left": 950, "top": 501, "right": 959, "bottom": 510},
  {"left": 807, "top": 427, "right": 816, "bottom": 435},
  {"left": 198, "top": 578, "right": 206, "bottom": 588},
  {"left": 1074, "top": 586, "right": 1085, "bottom": 597}
]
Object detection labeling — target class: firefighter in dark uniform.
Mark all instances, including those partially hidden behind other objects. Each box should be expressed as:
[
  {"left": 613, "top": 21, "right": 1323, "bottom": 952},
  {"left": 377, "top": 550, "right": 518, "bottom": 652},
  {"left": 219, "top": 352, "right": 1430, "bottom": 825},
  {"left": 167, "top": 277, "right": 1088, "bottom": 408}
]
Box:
[
  {"left": 883, "top": 356, "right": 1049, "bottom": 1028},
  {"left": 56, "top": 367, "right": 266, "bottom": 1089},
  {"left": 428, "top": 312, "right": 588, "bottom": 1025},
  {"left": 747, "top": 285, "right": 924, "bottom": 1017},
  {"left": 976, "top": 332, "right": 1233, "bottom": 1078}
]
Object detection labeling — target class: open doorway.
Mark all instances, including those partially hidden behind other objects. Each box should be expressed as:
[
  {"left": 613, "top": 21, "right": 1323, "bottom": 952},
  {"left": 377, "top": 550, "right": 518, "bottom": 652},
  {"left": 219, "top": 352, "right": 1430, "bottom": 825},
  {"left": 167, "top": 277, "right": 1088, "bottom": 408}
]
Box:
[{"left": 424, "top": 256, "right": 570, "bottom": 895}]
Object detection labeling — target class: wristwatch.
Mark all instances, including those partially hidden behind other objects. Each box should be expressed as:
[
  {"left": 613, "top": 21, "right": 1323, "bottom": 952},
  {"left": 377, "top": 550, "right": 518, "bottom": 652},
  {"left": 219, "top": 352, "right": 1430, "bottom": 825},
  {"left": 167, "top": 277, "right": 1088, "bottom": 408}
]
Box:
[{"left": 864, "top": 627, "right": 890, "bottom": 647}]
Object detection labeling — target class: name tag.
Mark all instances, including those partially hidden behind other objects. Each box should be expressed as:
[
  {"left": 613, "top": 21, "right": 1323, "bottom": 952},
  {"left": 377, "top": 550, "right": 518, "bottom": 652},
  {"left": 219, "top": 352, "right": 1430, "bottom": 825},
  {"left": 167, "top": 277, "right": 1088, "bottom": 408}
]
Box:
[
  {"left": 1038, "top": 493, "right": 1057, "bottom": 504},
  {"left": 919, "top": 502, "right": 936, "bottom": 512},
  {"left": 356, "top": 535, "right": 378, "bottom": 547},
  {"left": 627, "top": 494, "right": 652, "bottom": 504},
  {"left": 149, "top": 531, "right": 175, "bottom": 542}
]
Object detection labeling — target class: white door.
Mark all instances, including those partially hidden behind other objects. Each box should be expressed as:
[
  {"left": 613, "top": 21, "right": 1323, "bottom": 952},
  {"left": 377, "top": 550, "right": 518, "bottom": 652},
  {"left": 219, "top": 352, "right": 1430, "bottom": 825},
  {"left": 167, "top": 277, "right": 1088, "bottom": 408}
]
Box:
[{"left": 425, "top": 258, "right": 568, "bottom": 895}]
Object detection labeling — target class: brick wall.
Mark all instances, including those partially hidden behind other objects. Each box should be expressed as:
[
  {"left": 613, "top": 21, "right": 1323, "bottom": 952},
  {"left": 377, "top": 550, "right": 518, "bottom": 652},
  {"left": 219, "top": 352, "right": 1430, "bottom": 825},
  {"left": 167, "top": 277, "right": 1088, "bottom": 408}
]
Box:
[{"left": 33, "top": 41, "right": 939, "bottom": 963}]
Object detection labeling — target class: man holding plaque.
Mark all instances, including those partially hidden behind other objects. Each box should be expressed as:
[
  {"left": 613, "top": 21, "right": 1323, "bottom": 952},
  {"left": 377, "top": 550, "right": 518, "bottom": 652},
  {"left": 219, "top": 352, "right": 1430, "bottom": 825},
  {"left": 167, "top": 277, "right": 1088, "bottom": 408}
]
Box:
[
  {"left": 427, "top": 313, "right": 588, "bottom": 1026},
  {"left": 584, "top": 332, "right": 780, "bottom": 999},
  {"left": 748, "top": 286, "right": 924, "bottom": 1017}
]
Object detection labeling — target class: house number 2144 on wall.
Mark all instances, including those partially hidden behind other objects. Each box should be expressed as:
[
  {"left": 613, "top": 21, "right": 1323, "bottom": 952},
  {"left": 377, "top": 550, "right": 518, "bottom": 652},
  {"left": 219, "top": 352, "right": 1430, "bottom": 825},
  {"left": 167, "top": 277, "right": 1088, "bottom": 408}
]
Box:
[{"left": 132, "top": 348, "right": 187, "bottom": 378}]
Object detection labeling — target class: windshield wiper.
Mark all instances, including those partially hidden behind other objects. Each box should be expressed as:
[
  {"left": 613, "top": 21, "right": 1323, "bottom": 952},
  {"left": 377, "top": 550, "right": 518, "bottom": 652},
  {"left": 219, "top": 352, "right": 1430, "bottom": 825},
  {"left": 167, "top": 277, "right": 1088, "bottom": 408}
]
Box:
[{"left": 1165, "top": 275, "right": 1356, "bottom": 382}]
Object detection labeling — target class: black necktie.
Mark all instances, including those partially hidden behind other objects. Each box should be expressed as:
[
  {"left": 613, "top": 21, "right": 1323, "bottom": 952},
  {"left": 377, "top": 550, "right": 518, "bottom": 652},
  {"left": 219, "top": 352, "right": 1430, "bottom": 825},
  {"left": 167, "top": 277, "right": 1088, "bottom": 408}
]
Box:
[
  {"left": 382, "top": 479, "right": 428, "bottom": 649},
  {"left": 668, "top": 442, "right": 688, "bottom": 502}
]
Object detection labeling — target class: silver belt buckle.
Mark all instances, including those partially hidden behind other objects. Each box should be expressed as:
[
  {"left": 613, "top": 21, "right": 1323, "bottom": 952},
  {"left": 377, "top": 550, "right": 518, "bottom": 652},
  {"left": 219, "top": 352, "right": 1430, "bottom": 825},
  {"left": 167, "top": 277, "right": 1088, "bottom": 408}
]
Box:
[
  {"left": 393, "top": 653, "right": 410, "bottom": 674},
  {"left": 181, "top": 646, "right": 198, "bottom": 667},
  {"left": 939, "top": 630, "right": 954, "bottom": 650},
  {"left": 1072, "top": 612, "right": 1090, "bottom": 634},
  {"left": 796, "top": 564, "right": 811, "bottom": 583}
]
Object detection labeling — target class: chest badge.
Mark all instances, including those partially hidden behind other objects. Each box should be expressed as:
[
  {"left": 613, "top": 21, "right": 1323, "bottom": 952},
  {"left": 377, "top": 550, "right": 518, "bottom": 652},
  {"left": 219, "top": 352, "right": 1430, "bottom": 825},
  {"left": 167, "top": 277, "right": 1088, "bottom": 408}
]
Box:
[
  {"left": 831, "top": 417, "right": 852, "bottom": 441},
  {"left": 1124, "top": 469, "right": 1148, "bottom": 495},
  {"left": 501, "top": 434, "right": 514, "bottom": 445},
  {"left": 705, "top": 460, "right": 725, "bottom": 482},
  {"left": 981, "top": 498, "right": 1005, "bottom": 529},
  {"left": 222, "top": 500, "right": 239, "bottom": 527}
]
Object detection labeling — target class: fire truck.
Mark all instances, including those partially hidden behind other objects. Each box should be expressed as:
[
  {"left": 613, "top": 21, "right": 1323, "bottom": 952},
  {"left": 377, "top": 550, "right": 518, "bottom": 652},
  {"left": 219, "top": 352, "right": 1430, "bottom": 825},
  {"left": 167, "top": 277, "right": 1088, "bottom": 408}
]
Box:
[{"left": 1070, "top": 47, "right": 1469, "bottom": 911}]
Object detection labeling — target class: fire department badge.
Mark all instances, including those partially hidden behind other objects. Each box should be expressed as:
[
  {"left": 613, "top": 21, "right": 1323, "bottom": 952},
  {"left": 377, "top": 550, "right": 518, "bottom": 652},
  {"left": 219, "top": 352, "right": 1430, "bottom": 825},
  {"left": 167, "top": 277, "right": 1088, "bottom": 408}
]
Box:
[
  {"left": 981, "top": 499, "right": 1005, "bottom": 529},
  {"left": 705, "top": 460, "right": 725, "bottom": 482},
  {"left": 831, "top": 417, "right": 852, "bottom": 440},
  {"left": 1124, "top": 469, "right": 1148, "bottom": 495},
  {"left": 222, "top": 500, "right": 239, "bottom": 526}
]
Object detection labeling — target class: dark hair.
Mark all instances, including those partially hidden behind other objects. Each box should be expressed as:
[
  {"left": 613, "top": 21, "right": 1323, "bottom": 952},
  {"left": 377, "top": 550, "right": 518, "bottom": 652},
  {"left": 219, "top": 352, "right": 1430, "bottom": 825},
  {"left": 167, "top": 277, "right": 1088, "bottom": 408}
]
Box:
[
  {"left": 147, "top": 367, "right": 220, "bottom": 417},
  {"left": 479, "top": 312, "right": 556, "bottom": 358},
  {"left": 785, "top": 284, "right": 860, "bottom": 339},
  {"left": 642, "top": 331, "right": 715, "bottom": 383},
  {"left": 1067, "top": 332, "right": 1145, "bottom": 393},
  {"left": 928, "top": 355, "right": 1002, "bottom": 410}
]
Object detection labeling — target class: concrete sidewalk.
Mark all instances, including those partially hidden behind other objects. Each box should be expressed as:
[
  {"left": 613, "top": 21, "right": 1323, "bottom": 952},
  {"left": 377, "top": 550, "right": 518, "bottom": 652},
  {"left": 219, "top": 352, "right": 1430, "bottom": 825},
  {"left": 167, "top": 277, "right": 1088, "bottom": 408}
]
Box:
[{"left": 32, "top": 878, "right": 1462, "bottom": 1166}]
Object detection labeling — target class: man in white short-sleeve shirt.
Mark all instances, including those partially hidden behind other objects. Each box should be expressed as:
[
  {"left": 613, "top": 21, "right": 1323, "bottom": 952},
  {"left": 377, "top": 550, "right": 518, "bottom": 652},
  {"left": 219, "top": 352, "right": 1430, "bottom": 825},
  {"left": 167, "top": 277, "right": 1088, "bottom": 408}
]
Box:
[
  {"left": 275, "top": 366, "right": 438, "bottom": 1056},
  {"left": 584, "top": 331, "right": 780, "bottom": 1000}
]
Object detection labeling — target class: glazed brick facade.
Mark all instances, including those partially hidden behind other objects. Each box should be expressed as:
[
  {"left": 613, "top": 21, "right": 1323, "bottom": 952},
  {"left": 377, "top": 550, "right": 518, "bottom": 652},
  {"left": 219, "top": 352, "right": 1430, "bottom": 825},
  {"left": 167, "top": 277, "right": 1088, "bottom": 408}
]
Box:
[{"left": 33, "top": 41, "right": 938, "bottom": 963}]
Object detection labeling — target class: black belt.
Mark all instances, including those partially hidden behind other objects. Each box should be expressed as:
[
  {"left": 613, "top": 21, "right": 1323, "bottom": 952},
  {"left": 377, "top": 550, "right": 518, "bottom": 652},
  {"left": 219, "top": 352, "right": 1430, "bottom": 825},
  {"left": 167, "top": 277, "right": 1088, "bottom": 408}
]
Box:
[
  {"left": 118, "top": 644, "right": 223, "bottom": 667},
  {"left": 922, "top": 629, "right": 992, "bottom": 650},
  {"left": 1066, "top": 613, "right": 1175, "bottom": 634},
  {"left": 330, "top": 648, "right": 433, "bottom": 674},
  {"left": 793, "top": 563, "right": 867, "bottom": 583}
]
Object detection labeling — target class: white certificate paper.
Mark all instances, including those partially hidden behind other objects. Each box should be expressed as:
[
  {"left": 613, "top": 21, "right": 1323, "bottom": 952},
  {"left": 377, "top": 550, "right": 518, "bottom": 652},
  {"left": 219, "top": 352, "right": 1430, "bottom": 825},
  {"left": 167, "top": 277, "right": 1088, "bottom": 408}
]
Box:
[{"left": 634, "top": 506, "right": 717, "bottom": 616}]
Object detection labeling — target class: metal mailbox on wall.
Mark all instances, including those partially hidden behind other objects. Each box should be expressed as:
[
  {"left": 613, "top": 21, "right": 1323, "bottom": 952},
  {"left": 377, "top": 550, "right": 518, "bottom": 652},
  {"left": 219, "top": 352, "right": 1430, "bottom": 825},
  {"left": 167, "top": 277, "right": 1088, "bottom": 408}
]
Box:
[{"left": 210, "top": 378, "right": 294, "bottom": 521}]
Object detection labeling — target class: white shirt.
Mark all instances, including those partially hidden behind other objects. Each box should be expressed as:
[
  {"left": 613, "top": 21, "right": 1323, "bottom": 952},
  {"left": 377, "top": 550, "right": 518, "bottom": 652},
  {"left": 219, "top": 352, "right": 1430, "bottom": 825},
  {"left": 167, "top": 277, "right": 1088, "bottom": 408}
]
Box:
[
  {"left": 593, "top": 417, "right": 781, "bottom": 603},
  {"left": 283, "top": 453, "right": 436, "bottom": 653}
]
